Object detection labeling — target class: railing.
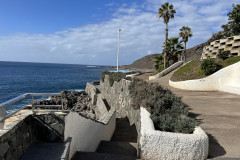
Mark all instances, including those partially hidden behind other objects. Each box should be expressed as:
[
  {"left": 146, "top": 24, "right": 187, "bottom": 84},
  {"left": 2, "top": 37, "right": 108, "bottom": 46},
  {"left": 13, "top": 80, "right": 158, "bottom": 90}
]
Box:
[{"left": 0, "top": 93, "right": 63, "bottom": 129}]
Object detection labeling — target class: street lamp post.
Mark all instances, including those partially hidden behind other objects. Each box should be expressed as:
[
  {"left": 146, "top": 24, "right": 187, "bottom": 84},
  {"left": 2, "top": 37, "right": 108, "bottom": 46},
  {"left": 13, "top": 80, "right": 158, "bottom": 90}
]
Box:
[{"left": 117, "top": 28, "right": 121, "bottom": 72}]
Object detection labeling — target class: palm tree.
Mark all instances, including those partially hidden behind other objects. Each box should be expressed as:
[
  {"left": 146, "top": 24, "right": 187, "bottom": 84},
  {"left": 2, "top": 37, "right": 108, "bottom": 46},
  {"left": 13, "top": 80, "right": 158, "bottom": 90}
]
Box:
[
  {"left": 166, "top": 37, "right": 183, "bottom": 64},
  {"left": 157, "top": 2, "right": 176, "bottom": 69},
  {"left": 179, "top": 26, "right": 193, "bottom": 62},
  {"left": 153, "top": 54, "right": 164, "bottom": 71}
]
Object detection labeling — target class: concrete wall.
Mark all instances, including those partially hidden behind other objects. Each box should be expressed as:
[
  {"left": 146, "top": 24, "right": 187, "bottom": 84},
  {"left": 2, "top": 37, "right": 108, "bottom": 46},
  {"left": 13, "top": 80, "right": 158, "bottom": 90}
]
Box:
[
  {"left": 64, "top": 110, "right": 116, "bottom": 159},
  {"left": 140, "top": 107, "right": 209, "bottom": 160},
  {"left": 169, "top": 61, "right": 240, "bottom": 95},
  {"left": 149, "top": 61, "right": 183, "bottom": 80}
]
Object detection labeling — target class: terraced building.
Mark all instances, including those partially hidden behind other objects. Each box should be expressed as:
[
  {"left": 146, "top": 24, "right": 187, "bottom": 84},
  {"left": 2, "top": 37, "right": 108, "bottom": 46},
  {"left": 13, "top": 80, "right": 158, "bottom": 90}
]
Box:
[{"left": 201, "top": 35, "right": 240, "bottom": 59}]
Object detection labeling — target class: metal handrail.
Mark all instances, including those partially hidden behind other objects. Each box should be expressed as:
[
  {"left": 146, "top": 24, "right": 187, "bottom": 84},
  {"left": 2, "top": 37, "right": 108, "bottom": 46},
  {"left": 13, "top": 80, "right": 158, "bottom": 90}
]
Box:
[{"left": 0, "top": 93, "right": 63, "bottom": 123}]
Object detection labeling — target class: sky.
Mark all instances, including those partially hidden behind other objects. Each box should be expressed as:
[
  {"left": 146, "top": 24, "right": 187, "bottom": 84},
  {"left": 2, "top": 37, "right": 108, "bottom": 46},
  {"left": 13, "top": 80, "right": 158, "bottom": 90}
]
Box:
[{"left": 0, "top": 0, "right": 239, "bottom": 65}]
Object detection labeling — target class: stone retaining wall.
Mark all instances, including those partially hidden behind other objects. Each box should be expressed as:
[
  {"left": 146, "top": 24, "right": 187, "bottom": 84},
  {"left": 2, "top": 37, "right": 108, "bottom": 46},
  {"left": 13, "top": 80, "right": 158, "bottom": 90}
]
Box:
[
  {"left": 0, "top": 113, "right": 66, "bottom": 160},
  {"left": 99, "top": 75, "right": 140, "bottom": 130}
]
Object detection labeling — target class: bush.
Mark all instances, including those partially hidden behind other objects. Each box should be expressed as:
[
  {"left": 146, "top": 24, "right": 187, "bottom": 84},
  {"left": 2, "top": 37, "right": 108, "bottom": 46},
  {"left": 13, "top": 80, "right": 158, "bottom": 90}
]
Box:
[
  {"left": 101, "top": 71, "right": 128, "bottom": 86},
  {"left": 150, "top": 114, "right": 198, "bottom": 134},
  {"left": 217, "top": 50, "right": 230, "bottom": 60},
  {"left": 125, "top": 71, "right": 141, "bottom": 75},
  {"left": 201, "top": 58, "right": 222, "bottom": 75},
  {"left": 129, "top": 78, "right": 197, "bottom": 133}
]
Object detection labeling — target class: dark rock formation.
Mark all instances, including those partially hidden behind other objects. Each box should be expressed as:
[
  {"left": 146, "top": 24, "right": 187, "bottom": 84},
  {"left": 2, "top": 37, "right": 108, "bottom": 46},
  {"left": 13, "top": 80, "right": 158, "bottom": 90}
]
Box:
[{"left": 35, "top": 91, "right": 98, "bottom": 120}]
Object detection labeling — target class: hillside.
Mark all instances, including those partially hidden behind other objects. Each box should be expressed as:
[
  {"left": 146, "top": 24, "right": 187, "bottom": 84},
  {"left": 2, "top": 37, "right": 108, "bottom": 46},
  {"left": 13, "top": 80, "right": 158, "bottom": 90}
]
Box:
[
  {"left": 121, "top": 54, "right": 158, "bottom": 71},
  {"left": 122, "top": 42, "right": 208, "bottom": 71},
  {"left": 185, "top": 42, "right": 208, "bottom": 62}
]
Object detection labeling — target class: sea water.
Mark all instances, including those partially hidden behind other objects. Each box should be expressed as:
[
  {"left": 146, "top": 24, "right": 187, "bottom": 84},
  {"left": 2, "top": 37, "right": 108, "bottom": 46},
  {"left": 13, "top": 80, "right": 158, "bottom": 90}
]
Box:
[{"left": 0, "top": 61, "right": 132, "bottom": 114}]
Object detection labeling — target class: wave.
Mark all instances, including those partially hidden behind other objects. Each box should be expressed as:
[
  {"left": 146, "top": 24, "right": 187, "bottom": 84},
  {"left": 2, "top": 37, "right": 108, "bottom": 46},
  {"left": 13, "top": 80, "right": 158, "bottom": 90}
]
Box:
[
  {"left": 6, "top": 108, "right": 19, "bottom": 115},
  {"left": 86, "top": 65, "right": 97, "bottom": 68},
  {"left": 67, "top": 89, "right": 84, "bottom": 92},
  {"left": 109, "top": 69, "right": 135, "bottom": 73}
]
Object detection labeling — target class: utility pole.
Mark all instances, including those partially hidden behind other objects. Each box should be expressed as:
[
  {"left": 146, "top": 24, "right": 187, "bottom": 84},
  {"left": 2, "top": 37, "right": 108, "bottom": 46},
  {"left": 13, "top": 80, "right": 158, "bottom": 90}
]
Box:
[{"left": 117, "top": 28, "right": 121, "bottom": 72}]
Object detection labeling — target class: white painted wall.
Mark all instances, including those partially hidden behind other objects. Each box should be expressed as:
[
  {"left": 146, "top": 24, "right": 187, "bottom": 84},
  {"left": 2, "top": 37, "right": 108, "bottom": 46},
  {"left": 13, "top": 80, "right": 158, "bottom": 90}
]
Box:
[
  {"left": 169, "top": 61, "right": 240, "bottom": 95},
  {"left": 64, "top": 110, "right": 116, "bottom": 159},
  {"left": 149, "top": 61, "right": 183, "bottom": 80},
  {"left": 140, "top": 107, "right": 208, "bottom": 160}
]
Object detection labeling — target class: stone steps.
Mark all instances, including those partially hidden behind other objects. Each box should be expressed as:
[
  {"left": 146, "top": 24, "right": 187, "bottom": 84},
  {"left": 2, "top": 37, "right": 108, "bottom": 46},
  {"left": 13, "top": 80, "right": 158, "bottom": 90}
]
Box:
[
  {"left": 96, "top": 141, "right": 137, "bottom": 157},
  {"left": 71, "top": 152, "right": 139, "bottom": 160},
  {"left": 111, "top": 118, "right": 137, "bottom": 143}
]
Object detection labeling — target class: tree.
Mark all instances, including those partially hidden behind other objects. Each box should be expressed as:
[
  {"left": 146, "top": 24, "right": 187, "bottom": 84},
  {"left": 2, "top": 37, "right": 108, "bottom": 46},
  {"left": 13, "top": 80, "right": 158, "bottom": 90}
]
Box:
[
  {"left": 153, "top": 54, "right": 164, "bottom": 71},
  {"left": 153, "top": 37, "right": 183, "bottom": 72},
  {"left": 157, "top": 2, "right": 176, "bottom": 69},
  {"left": 222, "top": 4, "right": 240, "bottom": 36},
  {"left": 179, "top": 26, "right": 192, "bottom": 63},
  {"left": 207, "top": 3, "right": 240, "bottom": 43},
  {"left": 166, "top": 37, "right": 183, "bottom": 64}
]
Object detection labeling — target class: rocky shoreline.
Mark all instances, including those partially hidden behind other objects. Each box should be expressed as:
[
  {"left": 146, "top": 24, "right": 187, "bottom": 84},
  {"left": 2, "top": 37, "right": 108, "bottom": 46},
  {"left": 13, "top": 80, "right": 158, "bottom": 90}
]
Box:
[{"left": 34, "top": 90, "right": 99, "bottom": 120}]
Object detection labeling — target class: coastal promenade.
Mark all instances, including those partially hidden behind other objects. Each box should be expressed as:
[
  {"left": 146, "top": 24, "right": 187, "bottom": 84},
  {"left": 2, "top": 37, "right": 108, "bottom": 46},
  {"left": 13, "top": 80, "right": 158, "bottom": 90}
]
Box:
[{"left": 135, "top": 72, "right": 240, "bottom": 159}]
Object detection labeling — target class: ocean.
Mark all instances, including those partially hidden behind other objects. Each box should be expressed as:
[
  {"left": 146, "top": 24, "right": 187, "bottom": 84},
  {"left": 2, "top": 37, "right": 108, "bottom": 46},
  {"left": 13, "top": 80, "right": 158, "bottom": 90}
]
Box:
[{"left": 0, "top": 61, "right": 131, "bottom": 114}]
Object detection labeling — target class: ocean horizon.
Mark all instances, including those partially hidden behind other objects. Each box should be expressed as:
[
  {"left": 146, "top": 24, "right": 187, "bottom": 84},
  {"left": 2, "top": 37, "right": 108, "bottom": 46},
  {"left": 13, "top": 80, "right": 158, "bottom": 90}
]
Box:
[{"left": 0, "top": 61, "right": 132, "bottom": 114}]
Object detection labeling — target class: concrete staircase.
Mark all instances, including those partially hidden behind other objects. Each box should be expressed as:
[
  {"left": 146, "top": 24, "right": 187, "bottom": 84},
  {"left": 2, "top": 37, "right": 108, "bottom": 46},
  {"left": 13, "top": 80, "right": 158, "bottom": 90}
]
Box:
[{"left": 72, "top": 118, "right": 140, "bottom": 160}]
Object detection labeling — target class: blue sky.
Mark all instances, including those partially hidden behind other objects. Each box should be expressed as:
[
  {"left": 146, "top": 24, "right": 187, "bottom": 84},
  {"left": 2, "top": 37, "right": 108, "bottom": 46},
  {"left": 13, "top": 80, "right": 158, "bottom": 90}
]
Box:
[{"left": 0, "top": 0, "right": 239, "bottom": 65}]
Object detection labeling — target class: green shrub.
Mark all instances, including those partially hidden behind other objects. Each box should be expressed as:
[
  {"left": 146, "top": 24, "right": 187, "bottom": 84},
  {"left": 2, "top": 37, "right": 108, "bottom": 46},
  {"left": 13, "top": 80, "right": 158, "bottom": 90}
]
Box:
[
  {"left": 129, "top": 78, "right": 197, "bottom": 134},
  {"left": 125, "top": 71, "right": 141, "bottom": 75},
  {"left": 175, "top": 117, "right": 198, "bottom": 134},
  {"left": 217, "top": 50, "right": 230, "bottom": 60},
  {"left": 201, "top": 58, "right": 222, "bottom": 75}
]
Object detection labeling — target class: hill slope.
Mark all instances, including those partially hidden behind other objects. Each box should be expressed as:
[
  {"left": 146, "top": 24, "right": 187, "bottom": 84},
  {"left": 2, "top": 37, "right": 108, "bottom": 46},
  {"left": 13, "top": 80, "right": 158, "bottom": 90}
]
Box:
[
  {"left": 121, "top": 54, "right": 158, "bottom": 71},
  {"left": 122, "top": 42, "right": 208, "bottom": 70}
]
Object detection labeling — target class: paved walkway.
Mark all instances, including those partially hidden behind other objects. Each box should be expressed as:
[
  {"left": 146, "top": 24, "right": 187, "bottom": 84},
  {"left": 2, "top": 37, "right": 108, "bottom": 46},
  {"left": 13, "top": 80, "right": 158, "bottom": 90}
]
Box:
[{"left": 135, "top": 72, "right": 240, "bottom": 159}]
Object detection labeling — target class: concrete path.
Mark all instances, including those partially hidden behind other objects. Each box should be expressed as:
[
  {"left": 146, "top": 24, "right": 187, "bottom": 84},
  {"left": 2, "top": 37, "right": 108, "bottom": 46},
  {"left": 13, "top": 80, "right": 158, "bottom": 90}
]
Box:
[{"left": 135, "top": 72, "right": 240, "bottom": 159}]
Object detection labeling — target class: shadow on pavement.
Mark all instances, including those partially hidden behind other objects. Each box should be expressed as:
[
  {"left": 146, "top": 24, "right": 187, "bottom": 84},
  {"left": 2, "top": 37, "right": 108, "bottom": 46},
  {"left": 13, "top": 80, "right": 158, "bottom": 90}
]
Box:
[{"left": 207, "top": 134, "right": 226, "bottom": 158}]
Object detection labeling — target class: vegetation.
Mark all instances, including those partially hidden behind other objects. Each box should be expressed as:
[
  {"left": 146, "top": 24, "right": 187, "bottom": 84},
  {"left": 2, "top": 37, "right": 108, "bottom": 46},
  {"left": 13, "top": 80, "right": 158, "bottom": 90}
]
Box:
[
  {"left": 201, "top": 58, "right": 222, "bottom": 75},
  {"left": 207, "top": 4, "right": 240, "bottom": 44},
  {"left": 153, "top": 37, "right": 183, "bottom": 73},
  {"left": 166, "top": 37, "right": 183, "bottom": 64},
  {"left": 171, "top": 56, "right": 240, "bottom": 81},
  {"left": 157, "top": 2, "right": 176, "bottom": 69},
  {"left": 125, "top": 71, "right": 142, "bottom": 75},
  {"left": 179, "top": 26, "right": 193, "bottom": 62},
  {"left": 153, "top": 54, "right": 164, "bottom": 71},
  {"left": 101, "top": 71, "right": 126, "bottom": 86},
  {"left": 221, "top": 56, "right": 240, "bottom": 67},
  {"left": 217, "top": 50, "right": 230, "bottom": 60},
  {"left": 129, "top": 78, "right": 198, "bottom": 134}
]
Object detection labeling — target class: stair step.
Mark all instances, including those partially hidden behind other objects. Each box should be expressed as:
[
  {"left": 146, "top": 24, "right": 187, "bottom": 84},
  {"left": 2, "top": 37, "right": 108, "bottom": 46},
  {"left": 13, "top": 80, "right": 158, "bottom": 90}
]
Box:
[
  {"left": 71, "top": 152, "right": 139, "bottom": 160},
  {"left": 96, "top": 141, "right": 137, "bottom": 157}
]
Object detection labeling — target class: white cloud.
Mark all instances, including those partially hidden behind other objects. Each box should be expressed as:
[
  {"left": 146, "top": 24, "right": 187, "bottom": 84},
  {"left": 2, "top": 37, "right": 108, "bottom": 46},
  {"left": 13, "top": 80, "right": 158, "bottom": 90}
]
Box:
[{"left": 0, "top": 0, "right": 238, "bottom": 65}]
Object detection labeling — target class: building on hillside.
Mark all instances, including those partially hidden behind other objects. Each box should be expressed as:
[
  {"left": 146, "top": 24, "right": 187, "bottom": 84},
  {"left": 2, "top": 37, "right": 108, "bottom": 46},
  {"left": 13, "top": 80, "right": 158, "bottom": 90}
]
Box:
[{"left": 201, "top": 35, "right": 240, "bottom": 59}]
